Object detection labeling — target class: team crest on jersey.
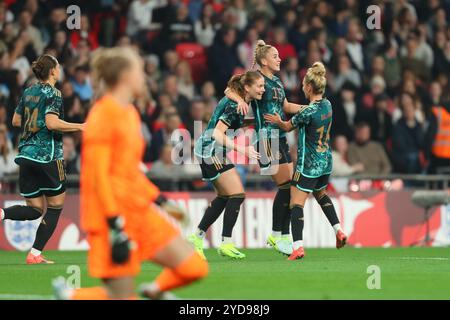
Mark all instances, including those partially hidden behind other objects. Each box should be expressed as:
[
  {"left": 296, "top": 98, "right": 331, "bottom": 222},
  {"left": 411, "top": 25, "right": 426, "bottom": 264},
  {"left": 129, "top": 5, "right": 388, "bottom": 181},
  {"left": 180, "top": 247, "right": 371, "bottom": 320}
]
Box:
[{"left": 4, "top": 219, "right": 42, "bottom": 251}]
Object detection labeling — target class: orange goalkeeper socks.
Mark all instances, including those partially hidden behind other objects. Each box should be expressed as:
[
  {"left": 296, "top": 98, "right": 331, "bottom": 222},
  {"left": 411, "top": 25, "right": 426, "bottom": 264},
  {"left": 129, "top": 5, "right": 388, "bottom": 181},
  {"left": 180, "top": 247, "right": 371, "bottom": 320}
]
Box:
[
  {"left": 71, "top": 287, "right": 110, "bottom": 300},
  {"left": 155, "top": 252, "right": 209, "bottom": 292}
]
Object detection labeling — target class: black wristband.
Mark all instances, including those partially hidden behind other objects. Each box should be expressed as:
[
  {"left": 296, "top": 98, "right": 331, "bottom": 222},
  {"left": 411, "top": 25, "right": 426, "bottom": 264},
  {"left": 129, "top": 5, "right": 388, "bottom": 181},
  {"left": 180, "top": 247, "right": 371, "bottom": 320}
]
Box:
[
  {"left": 107, "top": 216, "right": 125, "bottom": 230},
  {"left": 155, "top": 194, "right": 168, "bottom": 206}
]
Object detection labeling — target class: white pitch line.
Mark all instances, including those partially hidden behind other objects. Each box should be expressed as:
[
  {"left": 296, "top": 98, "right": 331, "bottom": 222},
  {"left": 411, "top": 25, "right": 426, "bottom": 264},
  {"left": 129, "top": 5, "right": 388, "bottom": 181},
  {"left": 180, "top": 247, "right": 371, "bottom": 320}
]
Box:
[
  {"left": 0, "top": 293, "right": 54, "bottom": 300},
  {"left": 389, "top": 257, "right": 450, "bottom": 261}
]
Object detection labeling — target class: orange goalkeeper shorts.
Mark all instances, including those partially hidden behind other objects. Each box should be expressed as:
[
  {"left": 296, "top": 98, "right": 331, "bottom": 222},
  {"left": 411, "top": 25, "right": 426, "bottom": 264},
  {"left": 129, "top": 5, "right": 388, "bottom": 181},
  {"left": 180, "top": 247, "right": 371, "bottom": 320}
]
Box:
[{"left": 87, "top": 206, "right": 180, "bottom": 279}]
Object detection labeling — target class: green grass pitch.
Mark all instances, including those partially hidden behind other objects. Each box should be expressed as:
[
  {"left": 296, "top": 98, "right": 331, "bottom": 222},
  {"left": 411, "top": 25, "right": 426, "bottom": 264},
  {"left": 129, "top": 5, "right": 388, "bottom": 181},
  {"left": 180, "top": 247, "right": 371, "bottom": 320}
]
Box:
[{"left": 0, "top": 247, "right": 449, "bottom": 300}]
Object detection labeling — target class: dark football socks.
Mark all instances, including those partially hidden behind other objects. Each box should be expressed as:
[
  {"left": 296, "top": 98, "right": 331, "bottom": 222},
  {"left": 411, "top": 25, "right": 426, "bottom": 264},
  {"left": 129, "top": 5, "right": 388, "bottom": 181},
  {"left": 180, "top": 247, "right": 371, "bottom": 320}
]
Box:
[
  {"left": 2, "top": 205, "right": 42, "bottom": 221},
  {"left": 290, "top": 204, "right": 304, "bottom": 249},
  {"left": 272, "top": 182, "right": 291, "bottom": 235},
  {"left": 32, "top": 207, "right": 62, "bottom": 252},
  {"left": 197, "top": 195, "right": 228, "bottom": 235},
  {"left": 317, "top": 194, "right": 340, "bottom": 227},
  {"left": 222, "top": 193, "right": 245, "bottom": 238}
]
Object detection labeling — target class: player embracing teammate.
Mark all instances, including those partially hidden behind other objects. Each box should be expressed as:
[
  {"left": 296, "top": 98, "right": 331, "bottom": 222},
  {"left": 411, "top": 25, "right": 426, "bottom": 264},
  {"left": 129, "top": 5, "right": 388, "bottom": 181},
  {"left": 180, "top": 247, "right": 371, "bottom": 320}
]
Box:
[
  {"left": 264, "top": 62, "right": 347, "bottom": 260},
  {"left": 188, "top": 71, "right": 264, "bottom": 260},
  {"left": 225, "top": 40, "right": 307, "bottom": 256}
]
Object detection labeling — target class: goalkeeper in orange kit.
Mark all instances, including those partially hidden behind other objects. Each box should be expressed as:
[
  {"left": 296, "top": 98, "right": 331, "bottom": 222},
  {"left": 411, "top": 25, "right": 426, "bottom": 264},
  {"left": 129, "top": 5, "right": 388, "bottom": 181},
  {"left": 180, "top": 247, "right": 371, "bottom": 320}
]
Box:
[{"left": 52, "top": 47, "right": 208, "bottom": 300}]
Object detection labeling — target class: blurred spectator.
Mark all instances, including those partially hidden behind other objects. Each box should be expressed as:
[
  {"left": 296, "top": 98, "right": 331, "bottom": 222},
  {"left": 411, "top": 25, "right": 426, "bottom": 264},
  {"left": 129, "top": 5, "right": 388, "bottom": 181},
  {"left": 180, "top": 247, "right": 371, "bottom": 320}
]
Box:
[
  {"left": 345, "top": 18, "right": 365, "bottom": 73},
  {"left": 13, "top": 9, "right": 43, "bottom": 56},
  {"left": 331, "top": 135, "right": 364, "bottom": 176},
  {"left": 126, "top": 0, "right": 166, "bottom": 37},
  {"left": 280, "top": 56, "right": 300, "bottom": 102},
  {"left": 151, "top": 95, "right": 175, "bottom": 132},
  {"left": 272, "top": 26, "right": 296, "bottom": 61},
  {"left": 361, "top": 75, "right": 387, "bottom": 110},
  {"left": 70, "top": 65, "right": 93, "bottom": 104},
  {"left": 185, "top": 98, "right": 207, "bottom": 141},
  {"left": 0, "top": 3, "right": 14, "bottom": 32},
  {"left": 149, "top": 144, "right": 185, "bottom": 191},
  {"left": 162, "top": 2, "right": 195, "bottom": 47},
  {"left": 70, "top": 14, "right": 98, "bottom": 50},
  {"left": 426, "top": 100, "right": 450, "bottom": 174},
  {"left": 194, "top": 2, "right": 218, "bottom": 47},
  {"left": 348, "top": 122, "right": 392, "bottom": 174},
  {"left": 149, "top": 110, "right": 187, "bottom": 162},
  {"left": 238, "top": 27, "right": 258, "bottom": 70},
  {"left": 48, "top": 29, "right": 72, "bottom": 65},
  {"left": 333, "top": 54, "right": 361, "bottom": 92},
  {"left": 392, "top": 97, "right": 425, "bottom": 173},
  {"left": 361, "top": 93, "right": 393, "bottom": 147},
  {"left": 400, "top": 31, "right": 430, "bottom": 82},
  {"left": 382, "top": 42, "right": 401, "bottom": 91},
  {"left": 144, "top": 54, "right": 161, "bottom": 96},
  {"left": 331, "top": 81, "right": 361, "bottom": 140},
  {"left": 0, "top": 124, "right": 17, "bottom": 178},
  {"left": 200, "top": 80, "right": 218, "bottom": 113},
  {"left": 63, "top": 135, "right": 79, "bottom": 174},
  {"left": 71, "top": 39, "right": 91, "bottom": 69},
  {"left": 162, "top": 49, "right": 179, "bottom": 77},
  {"left": 175, "top": 60, "right": 195, "bottom": 100},
  {"left": 61, "top": 80, "right": 84, "bottom": 124},
  {"left": 163, "top": 74, "right": 190, "bottom": 123},
  {"left": 208, "top": 27, "right": 241, "bottom": 93}
]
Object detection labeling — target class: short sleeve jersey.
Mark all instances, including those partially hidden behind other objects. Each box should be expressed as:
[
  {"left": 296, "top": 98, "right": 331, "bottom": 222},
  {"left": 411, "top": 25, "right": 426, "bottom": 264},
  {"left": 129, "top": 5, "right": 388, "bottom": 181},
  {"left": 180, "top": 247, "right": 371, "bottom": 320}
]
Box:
[
  {"left": 194, "top": 97, "right": 244, "bottom": 158},
  {"left": 291, "top": 98, "right": 333, "bottom": 177},
  {"left": 15, "top": 83, "right": 64, "bottom": 163}
]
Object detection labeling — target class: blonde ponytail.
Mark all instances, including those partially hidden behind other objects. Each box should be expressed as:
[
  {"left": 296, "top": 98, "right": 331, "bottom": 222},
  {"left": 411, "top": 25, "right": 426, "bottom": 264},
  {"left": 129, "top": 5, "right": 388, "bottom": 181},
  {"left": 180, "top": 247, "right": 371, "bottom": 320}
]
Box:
[
  {"left": 304, "top": 61, "right": 327, "bottom": 95},
  {"left": 251, "top": 39, "right": 273, "bottom": 69}
]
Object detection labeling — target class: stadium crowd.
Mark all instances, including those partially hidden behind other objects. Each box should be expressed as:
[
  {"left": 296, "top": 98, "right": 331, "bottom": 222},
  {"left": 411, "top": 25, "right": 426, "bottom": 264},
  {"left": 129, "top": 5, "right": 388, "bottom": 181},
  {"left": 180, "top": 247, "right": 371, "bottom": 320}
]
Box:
[{"left": 1, "top": 0, "right": 450, "bottom": 189}]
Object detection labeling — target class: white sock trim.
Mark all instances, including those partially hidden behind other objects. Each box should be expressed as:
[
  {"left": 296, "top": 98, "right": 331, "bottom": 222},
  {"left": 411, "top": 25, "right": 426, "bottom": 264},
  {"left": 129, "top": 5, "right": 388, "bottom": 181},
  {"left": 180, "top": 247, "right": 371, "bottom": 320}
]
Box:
[
  {"left": 272, "top": 231, "right": 282, "bottom": 237},
  {"left": 332, "top": 224, "right": 341, "bottom": 234},
  {"left": 293, "top": 240, "right": 303, "bottom": 250},
  {"left": 196, "top": 228, "right": 206, "bottom": 239},
  {"left": 222, "top": 237, "right": 233, "bottom": 244},
  {"left": 0, "top": 209, "right": 4, "bottom": 220},
  {"left": 30, "top": 248, "right": 41, "bottom": 257}
]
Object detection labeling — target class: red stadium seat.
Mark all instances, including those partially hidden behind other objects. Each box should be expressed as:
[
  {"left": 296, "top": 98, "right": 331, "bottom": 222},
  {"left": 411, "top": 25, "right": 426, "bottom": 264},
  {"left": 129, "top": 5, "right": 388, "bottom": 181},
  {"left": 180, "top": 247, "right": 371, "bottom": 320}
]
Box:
[{"left": 175, "top": 42, "right": 208, "bottom": 84}]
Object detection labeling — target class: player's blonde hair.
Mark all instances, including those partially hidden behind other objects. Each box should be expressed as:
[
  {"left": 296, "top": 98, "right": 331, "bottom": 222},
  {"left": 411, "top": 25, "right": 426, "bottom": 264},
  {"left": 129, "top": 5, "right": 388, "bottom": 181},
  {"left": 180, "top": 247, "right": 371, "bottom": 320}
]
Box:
[
  {"left": 251, "top": 39, "right": 274, "bottom": 70},
  {"left": 304, "top": 62, "right": 326, "bottom": 95},
  {"left": 227, "top": 71, "right": 263, "bottom": 99},
  {"left": 91, "top": 47, "right": 140, "bottom": 91}
]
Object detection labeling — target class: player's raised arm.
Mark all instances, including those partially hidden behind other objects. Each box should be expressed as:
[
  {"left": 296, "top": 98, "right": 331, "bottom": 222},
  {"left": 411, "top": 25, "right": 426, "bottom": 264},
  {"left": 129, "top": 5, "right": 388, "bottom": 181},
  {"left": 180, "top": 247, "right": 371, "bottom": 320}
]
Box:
[
  {"left": 224, "top": 87, "right": 249, "bottom": 115},
  {"left": 264, "top": 112, "right": 294, "bottom": 132},
  {"left": 45, "top": 114, "right": 84, "bottom": 132},
  {"left": 213, "top": 120, "right": 260, "bottom": 159},
  {"left": 283, "top": 98, "right": 308, "bottom": 114}
]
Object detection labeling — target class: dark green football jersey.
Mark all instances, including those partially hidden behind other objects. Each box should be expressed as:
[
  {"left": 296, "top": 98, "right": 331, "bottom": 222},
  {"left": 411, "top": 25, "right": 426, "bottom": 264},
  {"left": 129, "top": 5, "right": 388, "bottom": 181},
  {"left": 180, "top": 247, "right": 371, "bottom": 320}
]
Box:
[
  {"left": 251, "top": 72, "right": 286, "bottom": 140},
  {"left": 291, "top": 98, "right": 333, "bottom": 177},
  {"left": 15, "top": 83, "right": 64, "bottom": 163},
  {"left": 194, "top": 97, "right": 244, "bottom": 158}
]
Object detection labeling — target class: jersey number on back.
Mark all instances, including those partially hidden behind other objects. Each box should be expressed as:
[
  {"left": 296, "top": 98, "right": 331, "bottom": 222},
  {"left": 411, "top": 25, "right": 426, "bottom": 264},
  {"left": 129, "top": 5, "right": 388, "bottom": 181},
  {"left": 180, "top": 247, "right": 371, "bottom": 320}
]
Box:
[
  {"left": 22, "top": 107, "right": 39, "bottom": 138},
  {"left": 316, "top": 122, "right": 332, "bottom": 153}
]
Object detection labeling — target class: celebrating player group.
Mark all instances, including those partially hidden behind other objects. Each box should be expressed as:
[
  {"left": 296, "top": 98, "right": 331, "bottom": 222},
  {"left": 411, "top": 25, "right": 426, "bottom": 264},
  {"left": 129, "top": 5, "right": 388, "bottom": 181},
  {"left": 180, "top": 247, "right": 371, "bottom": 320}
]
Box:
[
  {"left": 188, "top": 39, "right": 347, "bottom": 261},
  {"left": 0, "top": 37, "right": 347, "bottom": 299}
]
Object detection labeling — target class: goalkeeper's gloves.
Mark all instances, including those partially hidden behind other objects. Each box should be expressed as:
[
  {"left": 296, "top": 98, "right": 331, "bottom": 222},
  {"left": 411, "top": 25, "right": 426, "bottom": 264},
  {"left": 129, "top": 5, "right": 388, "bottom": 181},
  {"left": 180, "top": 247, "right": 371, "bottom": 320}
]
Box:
[
  {"left": 155, "top": 194, "right": 189, "bottom": 226},
  {"left": 107, "top": 216, "right": 130, "bottom": 264}
]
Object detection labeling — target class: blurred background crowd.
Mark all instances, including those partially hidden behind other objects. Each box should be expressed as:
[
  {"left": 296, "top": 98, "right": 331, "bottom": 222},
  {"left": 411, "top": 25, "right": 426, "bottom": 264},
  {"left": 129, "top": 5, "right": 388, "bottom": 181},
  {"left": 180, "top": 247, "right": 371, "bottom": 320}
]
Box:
[{"left": 1, "top": 0, "right": 450, "bottom": 191}]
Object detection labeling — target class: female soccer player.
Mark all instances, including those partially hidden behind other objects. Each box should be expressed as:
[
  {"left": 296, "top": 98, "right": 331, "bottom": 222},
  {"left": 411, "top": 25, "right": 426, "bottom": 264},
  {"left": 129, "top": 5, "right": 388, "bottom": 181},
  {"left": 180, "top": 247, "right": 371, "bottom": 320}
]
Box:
[
  {"left": 53, "top": 47, "right": 208, "bottom": 299},
  {"left": 188, "top": 71, "right": 264, "bottom": 260},
  {"left": 0, "top": 54, "right": 83, "bottom": 264},
  {"left": 264, "top": 62, "right": 347, "bottom": 260},
  {"left": 225, "top": 40, "right": 305, "bottom": 256}
]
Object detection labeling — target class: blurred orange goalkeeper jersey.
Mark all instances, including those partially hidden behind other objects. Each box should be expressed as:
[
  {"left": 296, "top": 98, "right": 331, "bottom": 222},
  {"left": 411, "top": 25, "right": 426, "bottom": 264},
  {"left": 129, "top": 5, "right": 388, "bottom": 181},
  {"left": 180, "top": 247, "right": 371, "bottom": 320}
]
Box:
[{"left": 81, "top": 94, "right": 160, "bottom": 233}]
